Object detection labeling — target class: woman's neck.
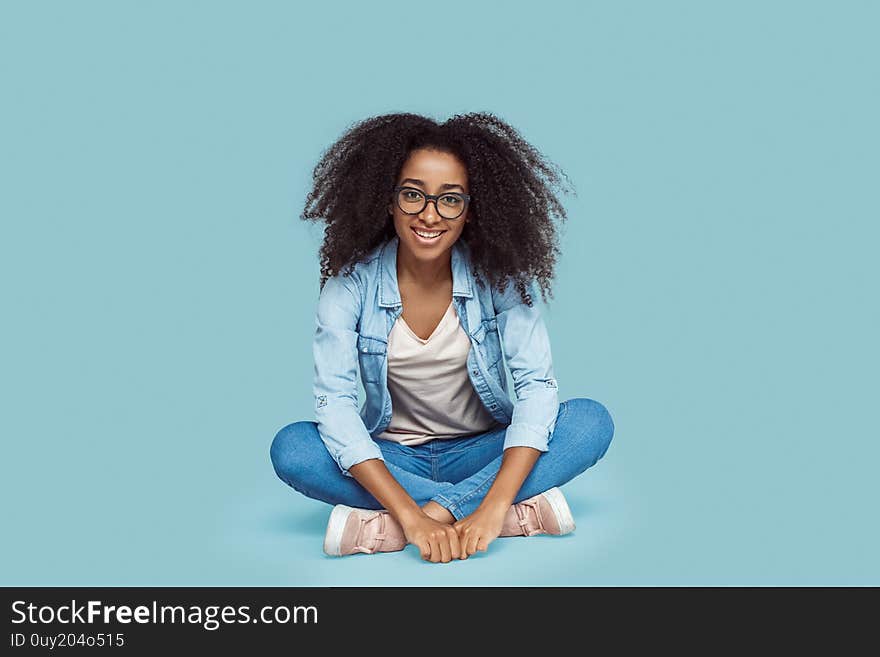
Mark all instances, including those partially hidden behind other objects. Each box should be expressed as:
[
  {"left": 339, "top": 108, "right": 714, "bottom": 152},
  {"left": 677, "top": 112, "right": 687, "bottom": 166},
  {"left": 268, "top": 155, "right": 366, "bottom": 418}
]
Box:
[{"left": 396, "top": 242, "right": 452, "bottom": 289}]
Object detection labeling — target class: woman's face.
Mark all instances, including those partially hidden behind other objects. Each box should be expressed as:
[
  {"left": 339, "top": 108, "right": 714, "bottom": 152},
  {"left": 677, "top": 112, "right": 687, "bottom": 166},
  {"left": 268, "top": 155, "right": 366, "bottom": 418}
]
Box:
[{"left": 388, "top": 148, "right": 469, "bottom": 263}]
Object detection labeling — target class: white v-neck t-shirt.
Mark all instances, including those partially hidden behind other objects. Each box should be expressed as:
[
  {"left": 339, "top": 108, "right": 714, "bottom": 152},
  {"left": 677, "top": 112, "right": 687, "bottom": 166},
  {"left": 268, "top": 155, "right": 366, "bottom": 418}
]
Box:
[{"left": 375, "top": 300, "right": 500, "bottom": 446}]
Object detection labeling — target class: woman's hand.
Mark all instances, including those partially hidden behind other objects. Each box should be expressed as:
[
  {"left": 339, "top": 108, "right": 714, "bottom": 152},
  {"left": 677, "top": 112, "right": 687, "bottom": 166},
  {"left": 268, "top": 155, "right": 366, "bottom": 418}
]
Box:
[
  {"left": 453, "top": 502, "right": 507, "bottom": 559},
  {"left": 452, "top": 447, "right": 541, "bottom": 559},
  {"left": 399, "top": 512, "right": 462, "bottom": 564}
]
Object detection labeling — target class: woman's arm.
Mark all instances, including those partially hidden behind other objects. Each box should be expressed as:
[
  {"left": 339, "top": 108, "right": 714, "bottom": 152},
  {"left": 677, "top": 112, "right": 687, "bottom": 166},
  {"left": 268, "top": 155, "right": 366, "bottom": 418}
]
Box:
[
  {"left": 492, "top": 279, "right": 560, "bottom": 454},
  {"left": 349, "top": 459, "right": 461, "bottom": 563},
  {"left": 312, "top": 274, "right": 386, "bottom": 474}
]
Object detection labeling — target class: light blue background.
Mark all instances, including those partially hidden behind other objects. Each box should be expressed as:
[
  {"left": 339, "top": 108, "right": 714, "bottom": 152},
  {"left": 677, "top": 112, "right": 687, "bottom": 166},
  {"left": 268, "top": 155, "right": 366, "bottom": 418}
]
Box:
[{"left": 2, "top": 1, "right": 877, "bottom": 585}]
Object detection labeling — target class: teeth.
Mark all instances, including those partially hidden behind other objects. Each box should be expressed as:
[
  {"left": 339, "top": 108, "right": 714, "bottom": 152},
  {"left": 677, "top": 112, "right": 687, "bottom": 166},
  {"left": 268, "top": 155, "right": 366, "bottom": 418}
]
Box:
[{"left": 414, "top": 229, "right": 442, "bottom": 238}]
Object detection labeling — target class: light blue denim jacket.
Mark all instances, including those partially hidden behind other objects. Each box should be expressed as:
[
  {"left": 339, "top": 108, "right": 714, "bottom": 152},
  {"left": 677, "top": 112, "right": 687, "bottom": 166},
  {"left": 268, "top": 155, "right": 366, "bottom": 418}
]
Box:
[{"left": 312, "top": 234, "right": 559, "bottom": 477}]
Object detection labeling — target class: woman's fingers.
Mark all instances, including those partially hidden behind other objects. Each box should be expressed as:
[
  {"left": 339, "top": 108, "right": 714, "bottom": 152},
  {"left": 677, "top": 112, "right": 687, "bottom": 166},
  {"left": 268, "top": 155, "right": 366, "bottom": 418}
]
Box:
[
  {"left": 457, "top": 526, "right": 471, "bottom": 559},
  {"left": 428, "top": 535, "right": 441, "bottom": 563},
  {"left": 466, "top": 531, "right": 480, "bottom": 556},
  {"left": 445, "top": 526, "right": 462, "bottom": 560},
  {"left": 437, "top": 531, "right": 451, "bottom": 563}
]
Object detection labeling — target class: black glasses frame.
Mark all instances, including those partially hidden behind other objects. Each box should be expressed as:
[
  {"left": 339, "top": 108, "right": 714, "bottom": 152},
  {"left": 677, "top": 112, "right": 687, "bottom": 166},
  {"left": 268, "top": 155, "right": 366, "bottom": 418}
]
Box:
[{"left": 392, "top": 185, "right": 471, "bottom": 220}]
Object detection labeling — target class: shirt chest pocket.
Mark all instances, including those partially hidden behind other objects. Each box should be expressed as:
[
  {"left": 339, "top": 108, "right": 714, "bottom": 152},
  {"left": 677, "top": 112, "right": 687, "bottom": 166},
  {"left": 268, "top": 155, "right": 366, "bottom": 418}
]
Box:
[
  {"left": 472, "top": 317, "right": 503, "bottom": 370},
  {"left": 356, "top": 334, "right": 387, "bottom": 384}
]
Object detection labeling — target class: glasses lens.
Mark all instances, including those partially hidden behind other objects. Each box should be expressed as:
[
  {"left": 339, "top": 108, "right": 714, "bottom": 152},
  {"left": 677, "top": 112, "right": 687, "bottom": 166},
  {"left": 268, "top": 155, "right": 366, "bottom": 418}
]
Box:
[
  {"left": 437, "top": 194, "right": 465, "bottom": 219},
  {"left": 397, "top": 188, "right": 425, "bottom": 214}
]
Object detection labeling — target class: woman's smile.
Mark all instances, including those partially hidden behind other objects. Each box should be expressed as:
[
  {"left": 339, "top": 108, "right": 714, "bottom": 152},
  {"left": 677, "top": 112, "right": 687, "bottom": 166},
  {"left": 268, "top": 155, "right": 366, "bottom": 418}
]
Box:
[{"left": 410, "top": 226, "right": 447, "bottom": 245}]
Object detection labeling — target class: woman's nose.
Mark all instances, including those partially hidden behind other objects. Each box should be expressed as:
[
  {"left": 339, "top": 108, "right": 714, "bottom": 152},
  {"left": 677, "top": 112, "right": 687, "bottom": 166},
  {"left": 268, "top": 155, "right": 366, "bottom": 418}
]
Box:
[{"left": 419, "top": 199, "right": 442, "bottom": 223}]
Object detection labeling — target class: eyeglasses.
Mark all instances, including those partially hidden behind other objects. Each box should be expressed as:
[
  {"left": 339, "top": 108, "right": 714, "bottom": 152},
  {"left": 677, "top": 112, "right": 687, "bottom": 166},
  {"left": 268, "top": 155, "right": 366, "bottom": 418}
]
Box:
[{"left": 392, "top": 186, "right": 471, "bottom": 220}]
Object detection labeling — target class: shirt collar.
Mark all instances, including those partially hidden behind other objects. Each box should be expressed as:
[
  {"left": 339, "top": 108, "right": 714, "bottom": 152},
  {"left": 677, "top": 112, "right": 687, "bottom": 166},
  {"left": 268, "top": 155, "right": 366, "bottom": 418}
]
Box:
[{"left": 378, "top": 234, "right": 473, "bottom": 308}]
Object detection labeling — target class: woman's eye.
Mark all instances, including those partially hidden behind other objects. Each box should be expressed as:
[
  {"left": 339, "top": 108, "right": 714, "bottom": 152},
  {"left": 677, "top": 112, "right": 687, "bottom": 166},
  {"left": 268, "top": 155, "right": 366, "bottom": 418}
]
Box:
[
  {"left": 404, "top": 191, "right": 421, "bottom": 200},
  {"left": 441, "top": 195, "right": 460, "bottom": 205}
]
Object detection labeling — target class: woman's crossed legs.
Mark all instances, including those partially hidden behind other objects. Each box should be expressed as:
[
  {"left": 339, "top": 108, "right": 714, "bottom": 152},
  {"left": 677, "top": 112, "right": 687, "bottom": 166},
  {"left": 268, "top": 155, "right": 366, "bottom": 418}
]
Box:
[{"left": 270, "top": 397, "right": 614, "bottom": 521}]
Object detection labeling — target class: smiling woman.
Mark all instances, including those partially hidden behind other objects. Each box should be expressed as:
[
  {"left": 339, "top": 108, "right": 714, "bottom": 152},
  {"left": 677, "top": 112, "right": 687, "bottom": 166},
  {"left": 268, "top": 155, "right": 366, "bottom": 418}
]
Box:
[{"left": 270, "top": 112, "right": 615, "bottom": 563}]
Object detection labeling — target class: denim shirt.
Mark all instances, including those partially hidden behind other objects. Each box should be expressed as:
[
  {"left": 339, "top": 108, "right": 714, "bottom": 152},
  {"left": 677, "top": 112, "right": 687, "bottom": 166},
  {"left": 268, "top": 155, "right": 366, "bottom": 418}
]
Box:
[{"left": 312, "top": 234, "right": 559, "bottom": 477}]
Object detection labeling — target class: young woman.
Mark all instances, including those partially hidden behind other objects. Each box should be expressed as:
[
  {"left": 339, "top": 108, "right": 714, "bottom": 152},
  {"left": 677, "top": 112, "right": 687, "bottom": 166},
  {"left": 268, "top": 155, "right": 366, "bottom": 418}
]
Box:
[{"left": 270, "top": 112, "right": 615, "bottom": 563}]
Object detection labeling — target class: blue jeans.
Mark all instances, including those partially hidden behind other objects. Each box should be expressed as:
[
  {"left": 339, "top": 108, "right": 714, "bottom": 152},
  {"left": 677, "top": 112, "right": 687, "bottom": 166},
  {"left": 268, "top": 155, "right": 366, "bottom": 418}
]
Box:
[{"left": 270, "top": 397, "right": 614, "bottom": 521}]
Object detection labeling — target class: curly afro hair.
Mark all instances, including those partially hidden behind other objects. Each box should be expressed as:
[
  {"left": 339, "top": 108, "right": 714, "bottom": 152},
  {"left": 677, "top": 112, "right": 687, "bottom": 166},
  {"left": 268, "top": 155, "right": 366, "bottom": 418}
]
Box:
[{"left": 301, "top": 112, "right": 575, "bottom": 306}]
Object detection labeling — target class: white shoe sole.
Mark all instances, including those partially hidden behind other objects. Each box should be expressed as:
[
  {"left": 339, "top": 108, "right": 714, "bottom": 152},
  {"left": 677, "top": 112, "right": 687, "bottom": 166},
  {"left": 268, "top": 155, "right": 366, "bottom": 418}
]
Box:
[
  {"left": 323, "top": 504, "right": 355, "bottom": 557},
  {"left": 543, "top": 487, "right": 576, "bottom": 535}
]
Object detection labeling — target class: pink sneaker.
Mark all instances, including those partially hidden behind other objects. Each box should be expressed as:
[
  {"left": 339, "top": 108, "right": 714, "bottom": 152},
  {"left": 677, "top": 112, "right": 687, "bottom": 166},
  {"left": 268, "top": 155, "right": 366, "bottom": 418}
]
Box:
[
  {"left": 323, "top": 505, "right": 408, "bottom": 557},
  {"left": 501, "top": 487, "right": 576, "bottom": 537}
]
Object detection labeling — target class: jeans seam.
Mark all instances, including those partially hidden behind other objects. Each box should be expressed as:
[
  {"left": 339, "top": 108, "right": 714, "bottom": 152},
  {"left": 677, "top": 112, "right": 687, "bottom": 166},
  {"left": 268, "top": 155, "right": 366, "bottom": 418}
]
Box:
[
  {"left": 433, "top": 493, "right": 453, "bottom": 507},
  {"left": 455, "top": 474, "right": 496, "bottom": 508},
  {"left": 431, "top": 494, "right": 464, "bottom": 521},
  {"left": 441, "top": 467, "right": 498, "bottom": 517}
]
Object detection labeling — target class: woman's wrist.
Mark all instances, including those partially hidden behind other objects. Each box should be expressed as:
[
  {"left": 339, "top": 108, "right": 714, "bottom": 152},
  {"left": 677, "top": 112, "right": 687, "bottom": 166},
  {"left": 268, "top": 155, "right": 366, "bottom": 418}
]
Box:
[
  {"left": 393, "top": 504, "right": 429, "bottom": 528},
  {"left": 478, "top": 490, "right": 514, "bottom": 516}
]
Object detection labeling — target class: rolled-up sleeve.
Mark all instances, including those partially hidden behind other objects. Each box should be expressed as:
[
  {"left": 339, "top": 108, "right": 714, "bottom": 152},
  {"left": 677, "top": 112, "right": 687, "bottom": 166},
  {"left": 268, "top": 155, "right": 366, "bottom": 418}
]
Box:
[
  {"left": 493, "top": 279, "right": 560, "bottom": 453},
  {"left": 312, "top": 273, "right": 385, "bottom": 477}
]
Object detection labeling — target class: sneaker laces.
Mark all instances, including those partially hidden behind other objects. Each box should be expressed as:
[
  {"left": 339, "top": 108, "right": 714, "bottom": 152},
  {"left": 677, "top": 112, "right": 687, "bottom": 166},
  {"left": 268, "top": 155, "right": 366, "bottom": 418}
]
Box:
[
  {"left": 514, "top": 499, "right": 546, "bottom": 536},
  {"left": 352, "top": 511, "right": 388, "bottom": 554}
]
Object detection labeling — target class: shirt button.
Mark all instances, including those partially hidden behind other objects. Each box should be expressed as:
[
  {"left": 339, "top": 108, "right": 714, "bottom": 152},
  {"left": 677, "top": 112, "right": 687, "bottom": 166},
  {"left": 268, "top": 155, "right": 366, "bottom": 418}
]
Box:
[{"left": 472, "top": 369, "right": 479, "bottom": 376}]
